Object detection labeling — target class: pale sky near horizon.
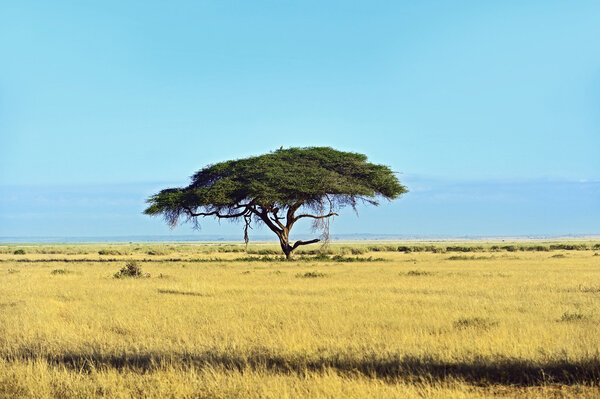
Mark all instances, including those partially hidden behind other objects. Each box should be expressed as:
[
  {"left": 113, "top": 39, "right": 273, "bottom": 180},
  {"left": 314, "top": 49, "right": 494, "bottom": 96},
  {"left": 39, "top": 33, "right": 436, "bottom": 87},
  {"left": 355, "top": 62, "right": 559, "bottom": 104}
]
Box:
[{"left": 1, "top": 1, "right": 599, "bottom": 238}]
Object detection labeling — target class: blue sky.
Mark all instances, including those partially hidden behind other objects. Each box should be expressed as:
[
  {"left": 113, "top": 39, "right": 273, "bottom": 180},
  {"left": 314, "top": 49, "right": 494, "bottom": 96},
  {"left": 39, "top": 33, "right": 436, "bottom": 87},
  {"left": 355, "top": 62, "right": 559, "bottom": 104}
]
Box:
[{"left": 1, "top": 1, "right": 599, "bottom": 239}]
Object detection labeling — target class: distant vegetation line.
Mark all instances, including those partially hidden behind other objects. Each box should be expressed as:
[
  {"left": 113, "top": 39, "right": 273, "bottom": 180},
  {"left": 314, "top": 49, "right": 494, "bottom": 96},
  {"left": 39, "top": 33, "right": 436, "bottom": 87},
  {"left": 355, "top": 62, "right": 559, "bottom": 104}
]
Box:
[
  {"left": 1, "top": 233, "right": 600, "bottom": 243},
  {"left": 3, "top": 242, "right": 599, "bottom": 258}
]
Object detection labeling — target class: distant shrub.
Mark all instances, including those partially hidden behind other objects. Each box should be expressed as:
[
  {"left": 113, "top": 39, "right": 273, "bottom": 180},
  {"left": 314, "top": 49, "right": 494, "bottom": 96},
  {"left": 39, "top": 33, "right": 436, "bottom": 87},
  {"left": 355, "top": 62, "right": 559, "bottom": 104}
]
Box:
[
  {"left": 249, "top": 248, "right": 279, "bottom": 255},
  {"left": 528, "top": 245, "right": 549, "bottom": 252},
  {"left": 447, "top": 255, "right": 494, "bottom": 261},
  {"left": 313, "top": 253, "right": 331, "bottom": 261},
  {"left": 296, "top": 271, "right": 327, "bottom": 278},
  {"left": 501, "top": 245, "right": 517, "bottom": 252},
  {"left": 551, "top": 254, "right": 566, "bottom": 258},
  {"left": 114, "top": 261, "right": 148, "bottom": 278},
  {"left": 333, "top": 255, "right": 385, "bottom": 262},
  {"left": 51, "top": 269, "right": 71, "bottom": 275},
  {"left": 550, "top": 244, "right": 587, "bottom": 251},
  {"left": 397, "top": 246, "right": 412, "bottom": 253},
  {"left": 217, "top": 246, "right": 245, "bottom": 253},
  {"left": 99, "top": 249, "right": 122, "bottom": 255},
  {"left": 454, "top": 317, "right": 498, "bottom": 330},
  {"left": 447, "top": 255, "right": 468, "bottom": 260},
  {"left": 577, "top": 285, "right": 600, "bottom": 293},
  {"left": 13, "top": 249, "right": 25, "bottom": 255},
  {"left": 146, "top": 250, "right": 167, "bottom": 256},
  {"left": 446, "top": 246, "right": 483, "bottom": 253},
  {"left": 401, "top": 270, "right": 434, "bottom": 276},
  {"left": 234, "top": 256, "right": 283, "bottom": 262},
  {"left": 157, "top": 289, "right": 205, "bottom": 296},
  {"left": 350, "top": 247, "right": 366, "bottom": 255},
  {"left": 593, "top": 244, "right": 600, "bottom": 250},
  {"left": 559, "top": 311, "right": 587, "bottom": 322}
]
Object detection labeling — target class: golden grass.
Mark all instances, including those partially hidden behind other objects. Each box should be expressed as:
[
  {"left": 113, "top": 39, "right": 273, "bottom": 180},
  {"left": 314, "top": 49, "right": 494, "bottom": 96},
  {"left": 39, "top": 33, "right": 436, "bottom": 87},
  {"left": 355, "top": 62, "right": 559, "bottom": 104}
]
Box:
[{"left": 1, "top": 241, "right": 599, "bottom": 398}]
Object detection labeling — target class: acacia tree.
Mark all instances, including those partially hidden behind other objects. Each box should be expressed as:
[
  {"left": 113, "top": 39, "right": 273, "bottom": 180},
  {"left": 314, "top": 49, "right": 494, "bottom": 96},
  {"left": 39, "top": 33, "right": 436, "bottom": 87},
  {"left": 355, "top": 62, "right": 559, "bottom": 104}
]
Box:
[{"left": 144, "top": 147, "right": 407, "bottom": 259}]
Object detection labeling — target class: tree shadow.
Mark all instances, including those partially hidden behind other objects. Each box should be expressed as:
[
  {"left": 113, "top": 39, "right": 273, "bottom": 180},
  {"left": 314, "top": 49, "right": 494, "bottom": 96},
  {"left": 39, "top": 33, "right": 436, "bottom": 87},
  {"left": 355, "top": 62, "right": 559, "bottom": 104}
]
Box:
[{"left": 6, "top": 348, "right": 600, "bottom": 386}]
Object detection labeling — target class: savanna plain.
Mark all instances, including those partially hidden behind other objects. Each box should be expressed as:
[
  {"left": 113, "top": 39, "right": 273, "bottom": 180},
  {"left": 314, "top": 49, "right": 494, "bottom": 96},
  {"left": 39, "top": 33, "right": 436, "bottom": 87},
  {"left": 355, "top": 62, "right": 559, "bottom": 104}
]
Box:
[{"left": 1, "top": 241, "right": 599, "bottom": 398}]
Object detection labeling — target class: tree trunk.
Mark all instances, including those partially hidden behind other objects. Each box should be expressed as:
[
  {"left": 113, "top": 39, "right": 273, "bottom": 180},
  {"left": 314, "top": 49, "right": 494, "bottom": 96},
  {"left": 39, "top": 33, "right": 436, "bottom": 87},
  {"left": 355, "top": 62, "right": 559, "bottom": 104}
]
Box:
[{"left": 278, "top": 231, "right": 294, "bottom": 260}]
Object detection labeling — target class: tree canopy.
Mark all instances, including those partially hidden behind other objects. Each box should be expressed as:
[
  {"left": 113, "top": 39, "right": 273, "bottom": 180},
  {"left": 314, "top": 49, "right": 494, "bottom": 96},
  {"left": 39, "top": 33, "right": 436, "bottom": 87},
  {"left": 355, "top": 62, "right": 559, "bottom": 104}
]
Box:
[{"left": 144, "top": 147, "right": 407, "bottom": 258}]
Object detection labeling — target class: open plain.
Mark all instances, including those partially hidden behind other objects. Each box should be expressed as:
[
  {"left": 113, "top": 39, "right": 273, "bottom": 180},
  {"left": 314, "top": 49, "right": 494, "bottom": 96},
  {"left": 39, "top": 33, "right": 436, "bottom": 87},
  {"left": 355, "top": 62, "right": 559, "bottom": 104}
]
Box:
[{"left": 1, "top": 241, "right": 599, "bottom": 398}]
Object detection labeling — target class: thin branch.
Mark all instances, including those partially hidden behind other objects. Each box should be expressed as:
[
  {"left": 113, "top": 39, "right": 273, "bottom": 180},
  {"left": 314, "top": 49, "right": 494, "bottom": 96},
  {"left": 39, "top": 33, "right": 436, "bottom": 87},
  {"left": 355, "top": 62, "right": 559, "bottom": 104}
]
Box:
[
  {"left": 293, "top": 212, "right": 338, "bottom": 223},
  {"left": 269, "top": 208, "right": 286, "bottom": 230}
]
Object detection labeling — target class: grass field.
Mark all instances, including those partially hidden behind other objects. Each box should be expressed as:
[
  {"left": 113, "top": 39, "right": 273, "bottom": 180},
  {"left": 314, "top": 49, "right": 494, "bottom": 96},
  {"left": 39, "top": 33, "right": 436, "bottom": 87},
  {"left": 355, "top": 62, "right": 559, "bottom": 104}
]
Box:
[{"left": 1, "top": 241, "right": 599, "bottom": 398}]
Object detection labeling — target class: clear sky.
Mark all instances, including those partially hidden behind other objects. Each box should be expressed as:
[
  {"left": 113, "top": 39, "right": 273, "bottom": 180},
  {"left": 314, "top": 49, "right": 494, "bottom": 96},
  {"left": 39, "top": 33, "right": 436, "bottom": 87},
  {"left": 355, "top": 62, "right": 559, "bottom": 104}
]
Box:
[{"left": 1, "top": 1, "right": 599, "bottom": 239}]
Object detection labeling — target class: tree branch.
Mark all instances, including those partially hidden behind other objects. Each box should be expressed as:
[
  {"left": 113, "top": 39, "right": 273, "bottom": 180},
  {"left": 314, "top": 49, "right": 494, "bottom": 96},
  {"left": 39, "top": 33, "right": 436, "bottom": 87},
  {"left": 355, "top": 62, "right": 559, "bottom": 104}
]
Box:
[
  {"left": 293, "top": 212, "right": 338, "bottom": 223},
  {"left": 269, "top": 208, "right": 286, "bottom": 230},
  {"left": 184, "top": 206, "right": 249, "bottom": 219},
  {"left": 285, "top": 201, "right": 304, "bottom": 229},
  {"left": 291, "top": 238, "right": 320, "bottom": 250},
  {"left": 250, "top": 206, "right": 283, "bottom": 234}
]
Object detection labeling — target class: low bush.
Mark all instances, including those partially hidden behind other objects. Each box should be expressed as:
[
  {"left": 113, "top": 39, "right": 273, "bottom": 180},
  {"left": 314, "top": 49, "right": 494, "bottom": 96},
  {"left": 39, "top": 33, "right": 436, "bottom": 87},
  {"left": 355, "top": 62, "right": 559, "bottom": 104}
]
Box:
[
  {"left": 114, "top": 261, "right": 148, "bottom": 278},
  {"left": 13, "top": 249, "right": 26, "bottom": 255}
]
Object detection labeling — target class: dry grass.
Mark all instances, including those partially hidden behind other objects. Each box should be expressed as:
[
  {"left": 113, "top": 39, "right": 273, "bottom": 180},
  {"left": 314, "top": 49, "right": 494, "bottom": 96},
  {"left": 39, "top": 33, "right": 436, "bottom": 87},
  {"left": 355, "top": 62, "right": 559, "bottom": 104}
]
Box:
[{"left": 1, "top": 241, "right": 599, "bottom": 398}]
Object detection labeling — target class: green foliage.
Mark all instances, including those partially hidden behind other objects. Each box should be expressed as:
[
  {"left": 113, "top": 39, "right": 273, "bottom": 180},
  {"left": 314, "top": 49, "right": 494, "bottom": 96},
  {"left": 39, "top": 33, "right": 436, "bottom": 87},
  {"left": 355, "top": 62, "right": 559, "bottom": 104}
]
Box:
[
  {"left": 144, "top": 147, "right": 406, "bottom": 235},
  {"left": 13, "top": 249, "right": 25, "bottom": 255}
]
